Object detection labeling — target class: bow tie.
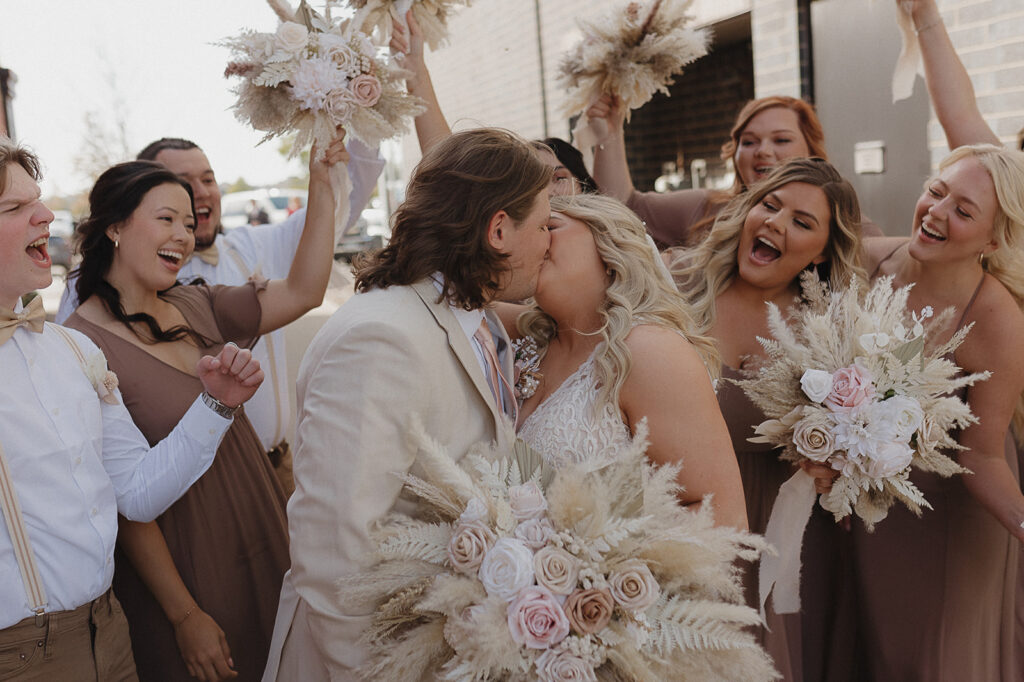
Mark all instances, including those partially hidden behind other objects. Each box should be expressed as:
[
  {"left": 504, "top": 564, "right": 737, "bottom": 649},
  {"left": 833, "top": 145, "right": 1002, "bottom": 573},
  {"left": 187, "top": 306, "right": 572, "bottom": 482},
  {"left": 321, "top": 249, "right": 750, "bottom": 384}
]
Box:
[
  {"left": 191, "top": 242, "right": 219, "bottom": 266},
  {"left": 0, "top": 296, "right": 46, "bottom": 346}
]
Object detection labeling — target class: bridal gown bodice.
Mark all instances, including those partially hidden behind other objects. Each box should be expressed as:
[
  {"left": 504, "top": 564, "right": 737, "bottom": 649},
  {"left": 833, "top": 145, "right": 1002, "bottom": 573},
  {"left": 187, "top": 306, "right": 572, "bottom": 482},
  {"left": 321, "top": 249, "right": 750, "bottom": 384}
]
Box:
[{"left": 517, "top": 348, "right": 632, "bottom": 469}]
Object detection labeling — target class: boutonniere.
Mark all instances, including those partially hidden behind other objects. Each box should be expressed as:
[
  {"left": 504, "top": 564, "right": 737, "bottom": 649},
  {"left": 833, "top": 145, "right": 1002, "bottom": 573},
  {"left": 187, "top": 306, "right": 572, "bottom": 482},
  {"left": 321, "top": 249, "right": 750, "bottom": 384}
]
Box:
[
  {"left": 85, "top": 353, "right": 120, "bottom": 405},
  {"left": 512, "top": 336, "right": 543, "bottom": 401}
]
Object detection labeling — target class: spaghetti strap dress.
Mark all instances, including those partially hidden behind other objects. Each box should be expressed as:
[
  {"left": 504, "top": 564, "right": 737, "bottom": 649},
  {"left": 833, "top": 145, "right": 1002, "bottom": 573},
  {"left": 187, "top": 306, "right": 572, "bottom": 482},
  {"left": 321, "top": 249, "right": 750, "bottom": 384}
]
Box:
[
  {"left": 851, "top": 243, "right": 1019, "bottom": 681},
  {"left": 65, "top": 283, "right": 290, "bottom": 682},
  {"left": 718, "top": 367, "right": 859, "bottom": 682}
]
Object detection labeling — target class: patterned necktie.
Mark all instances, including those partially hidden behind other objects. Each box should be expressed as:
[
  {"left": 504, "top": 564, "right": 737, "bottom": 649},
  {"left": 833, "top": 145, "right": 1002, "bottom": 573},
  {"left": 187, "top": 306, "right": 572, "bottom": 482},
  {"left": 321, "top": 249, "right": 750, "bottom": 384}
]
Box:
[
  {"left": 473, "top": 318, "right": 518, "bottom": 424},
  {"left": 0, "top": 296, "right": 45, "bottom": 347}
]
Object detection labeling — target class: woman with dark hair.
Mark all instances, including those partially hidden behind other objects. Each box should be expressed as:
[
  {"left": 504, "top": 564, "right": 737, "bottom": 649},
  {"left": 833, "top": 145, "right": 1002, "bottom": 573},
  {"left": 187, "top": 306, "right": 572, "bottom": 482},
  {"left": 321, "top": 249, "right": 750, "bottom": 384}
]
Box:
[
  {"left": 536, "top": 137, "right": 599, "bottom": 194},
  {"left": 62, "top": 135, "right": 348, "bottom": 681},
  {"left": 669, "top": 156, "right": 866, "bottom": 681}
]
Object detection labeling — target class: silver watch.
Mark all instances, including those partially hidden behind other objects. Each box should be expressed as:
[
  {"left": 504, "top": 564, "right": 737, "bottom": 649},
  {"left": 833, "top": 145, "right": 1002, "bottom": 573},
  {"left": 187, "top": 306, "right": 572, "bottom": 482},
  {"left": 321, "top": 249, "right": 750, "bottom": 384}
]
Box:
[{"left": 201, "top": 391, "right": 239, "bottom": 419}]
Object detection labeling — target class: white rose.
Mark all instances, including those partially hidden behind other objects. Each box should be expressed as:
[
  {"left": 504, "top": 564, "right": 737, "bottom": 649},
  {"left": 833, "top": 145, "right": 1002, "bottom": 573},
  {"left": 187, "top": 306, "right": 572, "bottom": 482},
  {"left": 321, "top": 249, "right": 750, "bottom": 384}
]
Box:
[
  {"left": 275, "top": 22, "right": 309, "bottom": 54},
  {"left": 873, "top": 395, "right": 924, "bottom": 442},
  {"left": 324, "top": 88, "right": 356, "bottom": 124},
  {"left": 792, "top": 410, "right": 836, "bottom": 462},
  {"left": 860, "top": 440, "right": 913, "bottom": 479},
  {"left": 318, "top": 33, "right": 361, "bottom": 77},
  {"left": 800, "top": 369, "right": 833, "bottom": 403},
  {"left": 533, "top": 546, "right": 580, "bottom": 595},
  {"left": 514, "top": 518, "right": 555, "bottom": 550},
  {"left": 608, "top": 560, "right": 660, "bottom": 612},
  {"left": 459, "top": 498, "right": 489, "bottom": 525},
  {"left": 479, "top": 538, "right": 535, "bottom": 601},
  {"left": 508, "top": 481, "right": 548, "bottom": 521},
  {"left": 535, "top": 648, "right": 597, "bottom": 682}
]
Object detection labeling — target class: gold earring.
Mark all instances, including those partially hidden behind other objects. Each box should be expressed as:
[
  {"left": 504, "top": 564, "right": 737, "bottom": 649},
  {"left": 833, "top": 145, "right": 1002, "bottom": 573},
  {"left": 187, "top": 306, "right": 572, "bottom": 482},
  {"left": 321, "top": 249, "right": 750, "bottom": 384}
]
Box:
[{"left": 114, "top": 239, "right": 119, "bottom": 249}]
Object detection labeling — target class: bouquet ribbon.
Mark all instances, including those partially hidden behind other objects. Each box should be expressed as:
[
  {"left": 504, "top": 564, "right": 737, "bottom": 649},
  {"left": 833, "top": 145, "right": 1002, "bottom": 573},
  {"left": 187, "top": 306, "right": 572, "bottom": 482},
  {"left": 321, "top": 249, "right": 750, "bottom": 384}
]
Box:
[
  {"left": 758, "top": 469, "right": 818, "bottom": 618},
  {"left": 890, "top": 0, "right": 926, "bottom": 102},
  {"left": 330, "top": 160, "right": 352, "bottom": 247}
]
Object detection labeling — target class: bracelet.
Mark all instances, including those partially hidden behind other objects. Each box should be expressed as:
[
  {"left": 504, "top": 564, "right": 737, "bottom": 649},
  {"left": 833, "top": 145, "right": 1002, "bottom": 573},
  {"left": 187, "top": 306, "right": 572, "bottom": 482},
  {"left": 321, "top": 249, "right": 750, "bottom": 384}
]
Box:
[
  {"left": 201, "top": 391, "right": 239, "bottom": 419},
  {"left": 173, "top": 605, "right": 196, "bottom": 627},
  {"left": 914, "top": 16, "right": 943, "bottom": 35}
]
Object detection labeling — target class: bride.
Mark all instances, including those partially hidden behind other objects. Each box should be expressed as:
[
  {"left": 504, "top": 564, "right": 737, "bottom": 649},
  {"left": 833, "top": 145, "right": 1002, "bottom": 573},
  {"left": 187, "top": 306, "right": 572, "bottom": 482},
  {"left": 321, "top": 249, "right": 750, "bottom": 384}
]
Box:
[{"left": 494, "top": 193, "right": 748, "bottom": 529}]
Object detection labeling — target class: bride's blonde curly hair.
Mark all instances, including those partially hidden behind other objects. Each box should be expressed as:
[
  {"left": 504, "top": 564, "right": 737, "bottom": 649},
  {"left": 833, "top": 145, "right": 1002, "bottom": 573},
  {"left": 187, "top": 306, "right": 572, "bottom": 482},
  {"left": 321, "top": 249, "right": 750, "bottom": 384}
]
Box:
[
  {"left": 516, "top": 194, "right": 719, "bottom": 415},
  {"left": 671, "top": 157, "right": 867, "bottom": 335}
]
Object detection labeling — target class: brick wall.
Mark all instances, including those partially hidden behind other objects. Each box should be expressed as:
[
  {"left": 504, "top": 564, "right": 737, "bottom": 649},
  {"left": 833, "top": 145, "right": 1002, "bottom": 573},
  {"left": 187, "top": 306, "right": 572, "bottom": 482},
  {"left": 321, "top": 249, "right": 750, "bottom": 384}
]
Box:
[
  {"left": 624, "top": 38, "right": 755, "bottom": 191},
  {"left": 929, "top": 0, "right": 1024, "bottom": 163},
  {"left": 750, "top": 0, "right": 802, "bottom": 98}
]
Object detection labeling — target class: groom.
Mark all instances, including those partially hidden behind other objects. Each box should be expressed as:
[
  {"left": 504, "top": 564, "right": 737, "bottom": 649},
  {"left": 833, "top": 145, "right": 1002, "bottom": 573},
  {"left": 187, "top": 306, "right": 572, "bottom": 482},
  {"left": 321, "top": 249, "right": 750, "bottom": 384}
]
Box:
[{"left": 263, "top": 128, "right": 552, "bottom": 681}]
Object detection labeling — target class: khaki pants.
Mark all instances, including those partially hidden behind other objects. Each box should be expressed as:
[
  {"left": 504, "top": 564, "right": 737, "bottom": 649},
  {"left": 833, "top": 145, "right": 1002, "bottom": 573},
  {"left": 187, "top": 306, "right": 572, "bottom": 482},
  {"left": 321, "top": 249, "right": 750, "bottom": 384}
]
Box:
[{"left": 0, "top": 589, "right": 137, "bottom": 681}]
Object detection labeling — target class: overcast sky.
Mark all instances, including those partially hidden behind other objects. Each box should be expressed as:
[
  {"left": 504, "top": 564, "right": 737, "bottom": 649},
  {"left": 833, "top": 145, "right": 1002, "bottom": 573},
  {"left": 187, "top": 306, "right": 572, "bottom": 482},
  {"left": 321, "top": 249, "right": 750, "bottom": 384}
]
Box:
[{"left": 0, "top": 1, "right": 311, "bottom": 197}]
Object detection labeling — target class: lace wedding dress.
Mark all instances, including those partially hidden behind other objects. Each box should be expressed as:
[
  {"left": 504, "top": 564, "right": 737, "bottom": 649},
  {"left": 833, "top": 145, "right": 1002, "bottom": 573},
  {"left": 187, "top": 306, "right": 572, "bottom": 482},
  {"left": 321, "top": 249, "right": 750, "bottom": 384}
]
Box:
[{"left": 517, "top": 345, "right": 632, "bottom": 470}]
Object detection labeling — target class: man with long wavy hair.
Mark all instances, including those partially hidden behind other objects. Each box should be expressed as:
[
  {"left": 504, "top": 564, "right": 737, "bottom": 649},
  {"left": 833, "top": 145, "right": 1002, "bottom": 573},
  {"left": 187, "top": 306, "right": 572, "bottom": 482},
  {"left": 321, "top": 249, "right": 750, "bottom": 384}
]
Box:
[{"left": 263, "top": 127, "right": 552, "bottom": 682}]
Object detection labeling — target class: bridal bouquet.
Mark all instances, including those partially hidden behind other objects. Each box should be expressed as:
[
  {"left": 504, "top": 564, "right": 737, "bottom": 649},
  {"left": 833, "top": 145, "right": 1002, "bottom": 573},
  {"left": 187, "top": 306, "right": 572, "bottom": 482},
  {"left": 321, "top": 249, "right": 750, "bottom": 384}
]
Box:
[
  {"left": 222, "top": 0, "right": 424, "bottom": 225},
  {"left": 339, "top": 420, "right": 776, "bottom": 681},
  {"left": 348, "top": 0, "right": 472, "bottom": 49},
  {"left": 738, "top": 274, "right": 988, "bottom": 614},
  {"left": 558, "top": 0, "right": 709, "bottom": 164}
]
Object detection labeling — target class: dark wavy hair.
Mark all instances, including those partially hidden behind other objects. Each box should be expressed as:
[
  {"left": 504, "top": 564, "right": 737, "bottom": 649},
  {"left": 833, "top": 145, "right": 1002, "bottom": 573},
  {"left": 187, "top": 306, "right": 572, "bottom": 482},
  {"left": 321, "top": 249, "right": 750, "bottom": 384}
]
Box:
[
  {"left": 354, "top": 128, "right": 551, "bottom": 309},
  {"left": 538, "top": 137, "right": 598, "bottom": 193},
  {"left": 72, "top": 161, "right": 208, "bottom": 344}
]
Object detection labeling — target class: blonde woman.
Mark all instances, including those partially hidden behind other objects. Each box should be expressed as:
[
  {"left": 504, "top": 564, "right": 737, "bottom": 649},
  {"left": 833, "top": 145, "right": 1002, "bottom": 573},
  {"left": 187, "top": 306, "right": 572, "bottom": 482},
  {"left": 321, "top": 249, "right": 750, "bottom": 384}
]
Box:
[
  {"left": 857, "top": 144, "right": 1024, "bottom": 681},
  {"left": 671, "top": 157, "right": 866, "bottom": 682},
  {"left": 493, "top": 193, "right": 748, "bottom": 530}
]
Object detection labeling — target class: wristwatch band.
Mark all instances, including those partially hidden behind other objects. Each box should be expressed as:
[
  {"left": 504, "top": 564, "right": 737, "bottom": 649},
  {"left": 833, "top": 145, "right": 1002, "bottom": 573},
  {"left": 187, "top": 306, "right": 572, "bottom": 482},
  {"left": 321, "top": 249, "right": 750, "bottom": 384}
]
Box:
[{"left": 201, "top": 391, "right": 239, "bottom": 419}]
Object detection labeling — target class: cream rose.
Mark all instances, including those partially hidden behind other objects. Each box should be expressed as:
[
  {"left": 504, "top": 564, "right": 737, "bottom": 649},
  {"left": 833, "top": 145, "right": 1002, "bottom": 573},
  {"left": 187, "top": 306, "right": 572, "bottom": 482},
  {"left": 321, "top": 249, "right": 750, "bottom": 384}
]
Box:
[
  {"left": 608, "top": 561, "right": 660, "bottom": 612},
  {"left": 792, "top": 411, "right": 836, "bottom": 462},
  {"left": 318, "top": 33, "right": 360, "bottom": 76},
  {"left": 507, "top": 586, "right": 571, "bottom": 649},
  {"left": 479, "top": 538, "right": 535, "bottom": 601},
  {"left": 447, "top": 520, "right": 496, "bottom": 574},
  {"left": 800, "top": 369, "right": 833, "bottom": 403},
  {"left": 824, "top": 363, "right": 876, "bottom": 412},
  {"left": 324, "top": 88, "right": 356, "bottom": 124},
  {"left": 564, "top": 588, "right": 614, "bottom": 635},
  {"left": 535, "top": 649, "right": 597, "bottom": 682},
  {"left": 274, "top": 22, "right": 309, "bottom": 54},
  {"left": 348, "top": 74, "right": 382, "bottom": 108},
  {"left": 514, "top": 518, "right": 555, "bottom": 550},
  {"left": 508, "top": 481, "right": 548, "bottom": 521},
  {"left": 534, "top": 546, "right": 581, "bottom": 595}
]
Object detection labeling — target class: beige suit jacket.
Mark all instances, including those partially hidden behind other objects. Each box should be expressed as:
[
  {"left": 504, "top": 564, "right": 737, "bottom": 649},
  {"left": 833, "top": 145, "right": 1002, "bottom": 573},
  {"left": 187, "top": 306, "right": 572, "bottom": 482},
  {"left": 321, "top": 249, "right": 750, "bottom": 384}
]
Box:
[{"left": 263, "top": 279, "right": 514, "bottom": 681}]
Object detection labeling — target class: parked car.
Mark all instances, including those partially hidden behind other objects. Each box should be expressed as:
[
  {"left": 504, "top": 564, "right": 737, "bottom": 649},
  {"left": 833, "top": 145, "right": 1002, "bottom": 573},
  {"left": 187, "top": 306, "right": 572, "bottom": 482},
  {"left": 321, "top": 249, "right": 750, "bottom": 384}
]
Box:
[
  {"left": 220, "top": 189, "right": 307, "bottom": 229},
  {"left": 334, "top": 206, "right": 390, "bottom": 262},
  {"left": 48, "top": 210, "right": 75, "bottom": 270}
]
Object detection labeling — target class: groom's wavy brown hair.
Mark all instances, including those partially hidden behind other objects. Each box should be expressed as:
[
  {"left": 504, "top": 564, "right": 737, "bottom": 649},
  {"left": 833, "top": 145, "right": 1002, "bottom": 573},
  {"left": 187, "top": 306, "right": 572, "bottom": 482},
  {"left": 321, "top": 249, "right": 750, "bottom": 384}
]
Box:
[{"left": 353, "top": 128, "right": 550, "bottom": 310}]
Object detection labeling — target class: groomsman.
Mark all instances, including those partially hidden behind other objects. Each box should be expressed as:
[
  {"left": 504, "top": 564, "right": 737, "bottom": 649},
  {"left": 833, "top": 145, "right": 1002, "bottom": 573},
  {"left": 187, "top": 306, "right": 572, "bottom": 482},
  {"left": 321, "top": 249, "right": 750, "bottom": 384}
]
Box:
[
  {"left": 263, "top": 128, "right": 553, "bottom": 681},
  {"left": 58, "top": 135, "right": 384, "bottom": 488},
  {"left": 0, "top": 137, "right": 263, "bottom": 679}
]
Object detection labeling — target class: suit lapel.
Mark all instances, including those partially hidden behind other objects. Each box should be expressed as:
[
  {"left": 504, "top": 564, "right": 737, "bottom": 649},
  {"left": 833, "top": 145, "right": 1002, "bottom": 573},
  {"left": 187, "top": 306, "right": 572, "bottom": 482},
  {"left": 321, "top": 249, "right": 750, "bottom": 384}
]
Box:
[{"left": 410, "top": 280, "right": 506, "bottom": 431}]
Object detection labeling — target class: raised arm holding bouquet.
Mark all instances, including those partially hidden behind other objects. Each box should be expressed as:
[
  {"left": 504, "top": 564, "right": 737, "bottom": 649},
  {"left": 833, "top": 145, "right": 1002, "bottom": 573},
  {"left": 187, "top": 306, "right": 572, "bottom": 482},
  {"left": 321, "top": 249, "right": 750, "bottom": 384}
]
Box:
[
  {"left": 738, "top": 272, "right": 990, "bottom": 616},
  {"left": 558, "top": 0, "right": 709, "bottom": 169},
  {"left": 348, "top": 0, "right": 471, "bottom": 50},
  {"left": 223, "top": 0, "right": 424, "bottom": 230}
]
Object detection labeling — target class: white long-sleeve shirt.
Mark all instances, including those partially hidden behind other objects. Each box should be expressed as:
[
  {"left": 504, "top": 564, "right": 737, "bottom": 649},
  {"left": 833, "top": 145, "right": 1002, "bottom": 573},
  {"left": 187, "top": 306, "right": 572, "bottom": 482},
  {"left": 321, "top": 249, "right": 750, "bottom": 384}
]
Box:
[
  {"left": 57, "top": 139, "right": 385, "bottom": 451},
  {"left": 0, "top": 322, "right": 231, "bottom": 628}
]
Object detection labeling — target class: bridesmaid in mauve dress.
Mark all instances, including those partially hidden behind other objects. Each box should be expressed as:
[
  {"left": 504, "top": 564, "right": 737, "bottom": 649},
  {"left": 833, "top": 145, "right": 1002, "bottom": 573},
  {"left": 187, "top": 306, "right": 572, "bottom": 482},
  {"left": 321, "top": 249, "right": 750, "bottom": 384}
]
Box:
[
  {"left": 67, "top": 283, "right": 289, "bottom": 681},
  {"left": 60, "top": 134, "right": 347, "bottom": 680},
  {"left": 670, "top": 157, "right": 866, "bottom": 681}
]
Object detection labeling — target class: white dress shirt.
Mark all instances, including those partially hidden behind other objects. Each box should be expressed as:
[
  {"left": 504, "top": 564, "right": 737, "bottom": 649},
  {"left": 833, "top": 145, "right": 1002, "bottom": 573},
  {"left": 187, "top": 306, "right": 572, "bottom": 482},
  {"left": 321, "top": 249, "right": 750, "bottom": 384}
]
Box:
[
  {"left": 57, "top": 140, "right": 385, "bottom": 451},
  {"left": 0, "top": 322, "right": 231, "bottom": 628}
]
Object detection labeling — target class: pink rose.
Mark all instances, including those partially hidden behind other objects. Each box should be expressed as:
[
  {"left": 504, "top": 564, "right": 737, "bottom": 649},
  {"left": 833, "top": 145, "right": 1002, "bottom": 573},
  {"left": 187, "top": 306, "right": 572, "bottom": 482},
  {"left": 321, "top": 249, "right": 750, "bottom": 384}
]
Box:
[
  {"left": 608, "top": 561, "right": 660, "bottom": 612},
  {"left": 507, "top": 586, "right": 571, "bottom": 649},
  {"left": 824, "top": 363, "right": 875, "bottom": 412},
  {"left": 535, "top": 649, "right": 597, "bottom": 682},
  {"left": 324, "top": 88, "right": 356, "bottom": 124},
  {"left": 509, "top": 481, "right": 548, "bottom": 521},
  {"left": 563, "top": 588, "right": 614, "bottom": 636},
  {"left": 348, "top": 74, "right": 382, "bottom": 107}
]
